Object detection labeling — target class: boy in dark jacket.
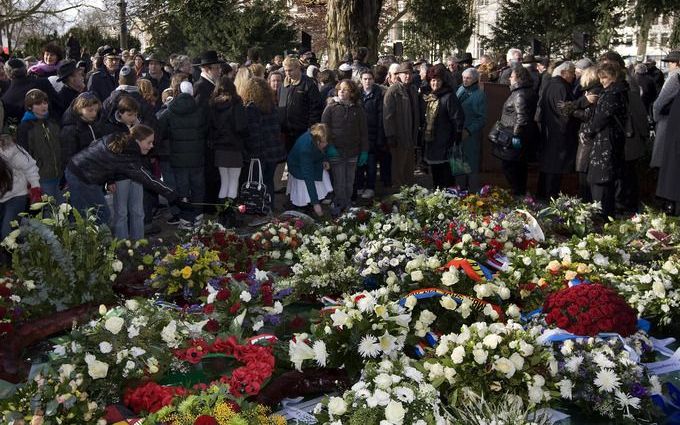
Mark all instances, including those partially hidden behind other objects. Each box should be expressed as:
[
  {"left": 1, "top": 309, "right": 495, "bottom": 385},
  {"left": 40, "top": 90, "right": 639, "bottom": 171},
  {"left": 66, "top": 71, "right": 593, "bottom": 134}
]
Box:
[
  {"left": 16, "top": 89, "right": 63, "bottom": 202},
  {"left": 356, "top": 70, "right": 389, "bottom": 199},
  {"left": 157, "top": 81, "right": 207, "bottom": 227}
]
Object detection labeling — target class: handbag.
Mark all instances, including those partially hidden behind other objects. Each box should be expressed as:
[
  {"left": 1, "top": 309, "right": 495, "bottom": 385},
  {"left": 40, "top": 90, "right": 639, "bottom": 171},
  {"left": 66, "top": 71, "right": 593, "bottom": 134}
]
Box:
[
  {"left": 240, "top": 158, "right": 271, "bottom": 215},
  {"left": 449, "top": 144, "right": 471, "bottom": 176},
  {"left": 488, "top": 121, "right": 521, "bottom": 161}
]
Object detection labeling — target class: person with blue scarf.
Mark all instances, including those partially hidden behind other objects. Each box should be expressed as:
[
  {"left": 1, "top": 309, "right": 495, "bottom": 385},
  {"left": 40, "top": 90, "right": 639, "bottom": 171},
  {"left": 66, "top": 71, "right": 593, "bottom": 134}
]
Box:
[{"left": 16, "top": 88, "right": 63, "bottom": 203}]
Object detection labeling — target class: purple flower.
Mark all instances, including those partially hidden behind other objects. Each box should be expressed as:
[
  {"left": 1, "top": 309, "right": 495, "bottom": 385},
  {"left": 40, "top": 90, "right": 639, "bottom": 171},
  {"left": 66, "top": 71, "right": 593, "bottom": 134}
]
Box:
[{"left": 631, "top": 383, "right": 648, "bottom": 398}]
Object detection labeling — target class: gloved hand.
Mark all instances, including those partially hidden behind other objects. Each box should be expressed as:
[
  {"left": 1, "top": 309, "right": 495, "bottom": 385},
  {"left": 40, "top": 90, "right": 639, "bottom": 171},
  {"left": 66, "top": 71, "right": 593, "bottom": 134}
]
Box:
[
  {"left": 357, "top": 151, "right": 369, "bottom": 167},
  {"left": 326, "top": 144, "right": 340, "bottom": 159},
  {"left": 511, "top": 136, "right": 522, "bottom": 150},
  {"left": 29, "top": 187, "right": 43, "bottom": 204}
]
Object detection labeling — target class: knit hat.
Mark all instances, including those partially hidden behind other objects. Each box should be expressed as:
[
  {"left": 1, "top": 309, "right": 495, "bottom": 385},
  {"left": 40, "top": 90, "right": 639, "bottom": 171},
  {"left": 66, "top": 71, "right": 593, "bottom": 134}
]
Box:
[{"left": 180, "top": 80, "right": 194, "bottom": 95}]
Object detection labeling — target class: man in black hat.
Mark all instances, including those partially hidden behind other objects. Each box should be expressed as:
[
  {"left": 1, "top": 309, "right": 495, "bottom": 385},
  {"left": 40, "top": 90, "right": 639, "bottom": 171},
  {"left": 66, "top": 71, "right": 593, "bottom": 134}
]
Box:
[
  {"left": 87, "top": 47, "right": 121, "bottom": 101},
  {"left": 56, "top": 60, "right": 85, "bottom": 117},
  {"left": 522, "top": 54, "right": 541, "bottom": 93},
  {"left": 193, "top": 50, "right": 224, "bottom": 108},
  {"left": 141, "top": 53, "right": 171, "bottom": 97}
]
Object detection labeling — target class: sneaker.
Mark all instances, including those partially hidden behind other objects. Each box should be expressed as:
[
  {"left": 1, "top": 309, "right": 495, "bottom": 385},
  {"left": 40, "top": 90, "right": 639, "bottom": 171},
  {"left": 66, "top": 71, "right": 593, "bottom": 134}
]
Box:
[
  {"left": 178, "top": 218, "right": 193, "bottom": 230},
  {"left": 166, "top": 215, "right": 181, "bottom": 225},
  {"left": 361, "top": 189, "right": 375, "bottom": 199}
]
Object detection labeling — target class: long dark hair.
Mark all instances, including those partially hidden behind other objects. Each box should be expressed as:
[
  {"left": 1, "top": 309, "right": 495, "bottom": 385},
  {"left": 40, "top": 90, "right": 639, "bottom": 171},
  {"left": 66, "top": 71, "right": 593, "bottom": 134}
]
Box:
[{"left": 0, "top": 135, "right": 14, "bottom": 196}]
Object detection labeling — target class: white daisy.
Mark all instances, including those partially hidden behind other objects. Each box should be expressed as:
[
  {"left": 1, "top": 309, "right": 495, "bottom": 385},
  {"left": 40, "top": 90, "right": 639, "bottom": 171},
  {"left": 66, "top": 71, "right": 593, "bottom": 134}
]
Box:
[
  {"left": 557, "top": 378, "right": 573, "bottom": 400},
  {"left": 358, "top": 335, "right": 381, "bottom": 358},
  {"left": 593, "top": 352, "right": 615, "bottom": 369},
  {"left": 594, "top": 368, "right": 621, "bottom": 393}
]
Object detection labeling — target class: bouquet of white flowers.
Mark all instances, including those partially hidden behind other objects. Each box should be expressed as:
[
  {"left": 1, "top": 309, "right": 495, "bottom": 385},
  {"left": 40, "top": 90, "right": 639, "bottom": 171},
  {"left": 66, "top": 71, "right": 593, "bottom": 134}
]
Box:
[{"left": 314, "top": 357, "right": 446, "bottom": 425}]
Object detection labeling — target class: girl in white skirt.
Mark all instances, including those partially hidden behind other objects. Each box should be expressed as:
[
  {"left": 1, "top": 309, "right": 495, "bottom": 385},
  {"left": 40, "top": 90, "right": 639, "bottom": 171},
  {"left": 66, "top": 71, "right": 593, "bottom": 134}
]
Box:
[{"left": 286, "top": 123, "right": 333, "bottom": 217}]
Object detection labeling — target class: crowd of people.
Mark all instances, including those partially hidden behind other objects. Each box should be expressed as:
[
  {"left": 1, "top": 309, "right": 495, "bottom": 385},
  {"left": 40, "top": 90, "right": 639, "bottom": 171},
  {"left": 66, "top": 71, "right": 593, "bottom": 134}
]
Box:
[{"left": 1, "top": 40, "right": 680, "bottom": 247}]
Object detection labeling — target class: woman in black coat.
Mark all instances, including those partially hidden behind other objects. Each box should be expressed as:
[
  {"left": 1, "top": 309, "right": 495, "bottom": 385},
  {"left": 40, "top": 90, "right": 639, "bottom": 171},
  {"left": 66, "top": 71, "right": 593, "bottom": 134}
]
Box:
[
  {"left": 586, "top": 62, "right": 628, "bottom": 217},
  {"left": 421, "top": 64, "right": 465, "bottom": 188},
  {"left": 496, "top": 65, "right": 538, "bottom": 196},
  {"left": 207, "top": 75, "right": 248, "bottom": 202}
]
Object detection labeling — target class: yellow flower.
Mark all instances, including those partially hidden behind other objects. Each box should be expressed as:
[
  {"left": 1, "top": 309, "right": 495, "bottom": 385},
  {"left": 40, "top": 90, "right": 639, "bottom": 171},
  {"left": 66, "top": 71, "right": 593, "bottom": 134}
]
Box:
[{"left": 181, "top": 266, "right": 192, "bottom": 279}]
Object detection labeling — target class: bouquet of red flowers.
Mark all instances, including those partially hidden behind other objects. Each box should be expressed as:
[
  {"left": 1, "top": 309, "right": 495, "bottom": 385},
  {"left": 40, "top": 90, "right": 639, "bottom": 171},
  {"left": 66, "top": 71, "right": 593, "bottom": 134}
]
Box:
[
  {"left": 123, "top": 381, "right": 188, "bottom": 414},
  {"left": 543, "top": 283, "right": 637, "bottom": 336}
]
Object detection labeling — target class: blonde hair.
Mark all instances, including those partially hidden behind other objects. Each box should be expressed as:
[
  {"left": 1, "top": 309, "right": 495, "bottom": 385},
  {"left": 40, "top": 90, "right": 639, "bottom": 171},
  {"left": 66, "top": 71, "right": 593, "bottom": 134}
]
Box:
[
  {"left": 234, "top": 67, "right": 253, "bottom": 98},
  {"left": 249, "top": 63, "right": 265, "bottom": 78},
  {"left": 580, "top": 67, "right": 599, "bottom": 89},
  {"left": 282, "top": 55, "right": 301, "bottom": 69},
  {"left": 241, "top": 77, "right": 274, "bottom": 114},
  {"left": 310, "top": 123, "right": 329, "bottom": 145},
  {"left": 137, "top": 78, "right": 157, "bottom": 105}
]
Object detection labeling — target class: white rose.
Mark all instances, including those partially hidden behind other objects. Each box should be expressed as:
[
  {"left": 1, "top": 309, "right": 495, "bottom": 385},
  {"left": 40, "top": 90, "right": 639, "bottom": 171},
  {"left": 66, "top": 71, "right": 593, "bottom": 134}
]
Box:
[
  {"left": 506, "top": 304, "right": 521, "bottom": 318},
  {"left": 130, "top": 347, "right": 146, "bottom": 357},
  {"left": 482, "top": 334, "right": 503, "bottom": 349},
  {"left": 327, "top": 396, "right": 347, "bottom": 416},
  {"left": 98, "top": 342, "right": 112, "bottom": 354},
  {"left": 494, "top": 357, "right": 516, "bottom": 378},
  {"left": 385, "top": 400, "right": 406, "bottom": 425},
  {"left": 473, "top": 348, "right": 488, "bottom": 364},
  {"left": 509, "top": 352, "right": 525, "bottom": 370},
  {"left": 104, "top": 317, "right": 124, "bottom": 335},
  {"left": 59, "top": 364, "right": 75, "bottom": 379},
  {"left": 652, "top": 280, "right": 666, "bottom": 298},
  {"left": 161, "top": 320, "right": 179, "bottom": 347},
  {"left": 125, "top": 299, "right": 139, "bottom": 311},
  {"left": 450, "top": 346, "right": 466, "bottom": 364},
  {"left": 24, "top": 280, "right": 36, "bottom": 290},
  {"left": 86, "top": 358, "right": 109, "bottom": 379},
  {"left": 404, "top": 295, "right": 417, "bottom": 310},
  {"left": 440, "top": 296, "right": 458, "bottom": 310},
  {"left": 112, "top": 260, "right": 123, "bottom": 272},
  {"left": 374, "top": 373, "right": 393, "bottom": 389},
  {"left": 410, "top": 270, "right": 424, "bottom": 282}
]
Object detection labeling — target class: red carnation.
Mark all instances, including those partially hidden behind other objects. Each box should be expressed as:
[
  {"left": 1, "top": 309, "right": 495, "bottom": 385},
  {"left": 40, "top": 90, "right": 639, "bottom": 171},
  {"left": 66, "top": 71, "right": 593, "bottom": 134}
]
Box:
[
  {"left": 216, "top": 289, "right": 231, "bottom": 301},
  {"left": 543, "top": 283, "right": 637, "bottom": 337},
  {"left": 194, "top": 415, "right": 218, "bottom": 425}
]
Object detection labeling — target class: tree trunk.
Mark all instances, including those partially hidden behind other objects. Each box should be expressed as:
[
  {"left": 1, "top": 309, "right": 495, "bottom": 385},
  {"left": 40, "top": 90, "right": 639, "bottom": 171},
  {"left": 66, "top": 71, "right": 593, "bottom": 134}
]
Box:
[
  {"left": 326, "top": 0, "right": 384, "bottom": 69},
  {"left": 637, "top": 13, "right": 654, "bottom": 57}
]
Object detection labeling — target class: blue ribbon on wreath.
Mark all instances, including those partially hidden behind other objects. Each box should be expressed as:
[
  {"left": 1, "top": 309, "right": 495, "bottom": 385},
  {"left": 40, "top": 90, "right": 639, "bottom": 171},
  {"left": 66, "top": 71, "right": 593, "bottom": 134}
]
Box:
[{"left": 651, "top": 382, "right": 680, "bottom": 424}]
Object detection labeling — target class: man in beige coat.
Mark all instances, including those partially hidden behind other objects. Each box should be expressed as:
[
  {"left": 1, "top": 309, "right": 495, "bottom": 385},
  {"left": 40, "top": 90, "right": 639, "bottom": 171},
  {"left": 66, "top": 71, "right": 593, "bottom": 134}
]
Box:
[{"left": 383, "top": 62, "right": 420, "bottom": 187}]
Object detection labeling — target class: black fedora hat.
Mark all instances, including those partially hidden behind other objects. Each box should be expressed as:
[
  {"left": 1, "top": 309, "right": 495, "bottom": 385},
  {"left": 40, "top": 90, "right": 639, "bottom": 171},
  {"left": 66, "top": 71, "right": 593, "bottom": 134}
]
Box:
[
  {"left": 57, "top": 60, "right": 78, "bottom": 82},
  {"left": 661, "top": 51, "right": 680, "bottom": 63},
  {"left": 145, "top": 52, "right": 165, "bottom": 64},
  {"left": 454, "top": 52, "right": 475, "bottom": 64},
  {"left": 195, "top": 50, "right": 225, "bottom": 67},
  {"left": 522, "top": 53, "right": 538, "bottom": 63}
]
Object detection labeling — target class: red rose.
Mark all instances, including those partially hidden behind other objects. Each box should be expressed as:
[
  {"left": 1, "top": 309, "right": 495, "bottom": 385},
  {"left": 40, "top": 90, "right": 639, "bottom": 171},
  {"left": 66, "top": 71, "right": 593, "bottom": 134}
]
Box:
[
  {"left": 205, "top": 319, "right": 220, "bottom": 333},
  {"left": 194, "top": 415, "right": 218, "bottom": 425},
  {"left": 203, "top": 304, "right": 215, "bottom": 314},
  {"left": 229, "top": 302, "right": 241, "bottom": 314},
  {"left": 233, "top": 272, "right": 248, "bottom": 281},
  {"left": 216, "top": 289, "right": 231, "bottom": 301}
]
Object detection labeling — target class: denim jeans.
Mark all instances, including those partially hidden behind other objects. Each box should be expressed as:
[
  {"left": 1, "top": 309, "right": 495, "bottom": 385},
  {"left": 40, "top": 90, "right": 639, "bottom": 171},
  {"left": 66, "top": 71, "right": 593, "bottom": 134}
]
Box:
[
  {"left": 113, "top": 179, "right": 144, "bottom": 240},
  {"left": 0, "top": 195, "right": 27, "bottom": 239},
  {"left": 173, "top": 167, "right": 205, "bottom": 221},
  {"left": 65, "top": 168, "right": 110, "bottom": 225},
  {"left": 330, "top": 156, "right": 358, "bottom": 211}
]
